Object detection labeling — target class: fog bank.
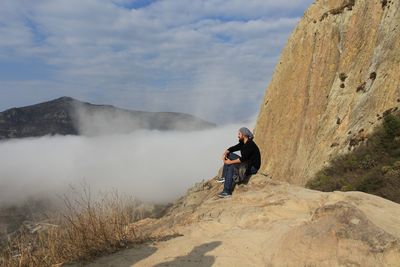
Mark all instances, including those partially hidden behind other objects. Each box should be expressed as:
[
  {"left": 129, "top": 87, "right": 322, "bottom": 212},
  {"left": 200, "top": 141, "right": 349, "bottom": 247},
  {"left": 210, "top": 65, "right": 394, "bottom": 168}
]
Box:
[
  {"left": 71, "top": 101, "right": 216, "bottom": 136},
  {"left": 0, "top": 124, "right": 246, "bottom": 204}
]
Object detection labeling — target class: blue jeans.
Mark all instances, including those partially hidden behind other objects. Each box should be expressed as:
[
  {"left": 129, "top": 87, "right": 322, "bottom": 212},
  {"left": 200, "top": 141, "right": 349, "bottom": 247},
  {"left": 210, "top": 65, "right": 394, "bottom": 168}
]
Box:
[
  {"left": 222, "top": 153, "right": 240, "bottom": 194},
  {"left": 222, "top": 153, "right": 258, "bottom": 194}
]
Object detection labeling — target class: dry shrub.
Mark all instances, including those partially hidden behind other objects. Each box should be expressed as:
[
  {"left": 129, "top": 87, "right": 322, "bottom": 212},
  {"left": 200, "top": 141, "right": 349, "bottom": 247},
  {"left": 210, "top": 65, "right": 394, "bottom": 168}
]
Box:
[{"left": 1, "top": 185, "right": 150, "bottom": 266}]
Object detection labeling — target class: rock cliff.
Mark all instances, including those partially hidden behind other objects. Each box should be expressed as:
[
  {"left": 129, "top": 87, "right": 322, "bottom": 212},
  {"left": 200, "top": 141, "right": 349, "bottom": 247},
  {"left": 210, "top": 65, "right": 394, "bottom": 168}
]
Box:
[{"left": 255, "top": 0, "right": 400, "bottom": 185}]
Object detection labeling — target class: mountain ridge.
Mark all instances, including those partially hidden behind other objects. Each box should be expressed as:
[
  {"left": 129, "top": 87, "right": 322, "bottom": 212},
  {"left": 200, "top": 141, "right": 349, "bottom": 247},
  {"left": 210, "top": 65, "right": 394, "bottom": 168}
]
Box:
[{"left": 0, "top": 96, "right": 216, "bottom": 139}]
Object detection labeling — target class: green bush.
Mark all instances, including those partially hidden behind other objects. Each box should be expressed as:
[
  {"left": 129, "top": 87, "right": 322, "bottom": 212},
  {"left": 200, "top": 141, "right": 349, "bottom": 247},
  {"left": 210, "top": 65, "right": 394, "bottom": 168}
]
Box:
[
  {"left": 356, "top": 172, "right": 384, "bottom": 192},
  {"left": 383, "top": 114, "right": 400, "bottom": 139},
  {"left": 359, "top": 154, "right": 377, "bottom": 169},
  {"left": 341, "top": 184, "right": 354, "bottom": 191},
  {"left": 382, "top": 114, "right": 400, "bottom": 149},
  {"left": 306, "top": 173, "right": 338, "bottom": 191}
]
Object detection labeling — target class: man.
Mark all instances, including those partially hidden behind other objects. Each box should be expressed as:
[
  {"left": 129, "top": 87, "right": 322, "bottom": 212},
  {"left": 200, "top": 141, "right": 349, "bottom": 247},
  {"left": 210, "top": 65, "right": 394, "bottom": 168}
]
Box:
[{"left": 217, "top": 127, "right": 261, "bottom": 198}]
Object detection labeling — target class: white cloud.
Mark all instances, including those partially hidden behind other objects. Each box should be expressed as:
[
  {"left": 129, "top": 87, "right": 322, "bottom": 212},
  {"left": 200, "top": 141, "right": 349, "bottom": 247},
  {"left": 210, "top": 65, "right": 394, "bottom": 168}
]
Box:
[
  {"left": 0, "top": 124, "right": 249, "bottom": 204},
  {"left": 0, "top": 0, "right": 314, "bottom": 123}
]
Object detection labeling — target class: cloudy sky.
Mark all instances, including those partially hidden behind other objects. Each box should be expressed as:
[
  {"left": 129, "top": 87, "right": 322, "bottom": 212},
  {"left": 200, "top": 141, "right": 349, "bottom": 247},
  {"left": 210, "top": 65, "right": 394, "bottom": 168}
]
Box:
[{"left": 0, "top": 0, "right": 314, "bottom": 124}]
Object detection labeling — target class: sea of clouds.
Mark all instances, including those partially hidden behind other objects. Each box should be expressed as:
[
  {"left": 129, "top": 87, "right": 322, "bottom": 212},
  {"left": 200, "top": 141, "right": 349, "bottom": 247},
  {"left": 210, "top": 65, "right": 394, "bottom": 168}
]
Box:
[{"left": 0, "top": 123, "right": 249, "bottom": 204}]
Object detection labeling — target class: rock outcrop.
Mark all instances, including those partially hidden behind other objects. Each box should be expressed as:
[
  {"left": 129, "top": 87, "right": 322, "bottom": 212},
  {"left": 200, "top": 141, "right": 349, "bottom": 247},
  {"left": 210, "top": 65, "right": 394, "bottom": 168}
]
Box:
[
  {"left": 85, "top": 175, "right": 400, "bottom": 266},
  {"left": 255, "top": 0, "right": 400, "bottom": 185}
]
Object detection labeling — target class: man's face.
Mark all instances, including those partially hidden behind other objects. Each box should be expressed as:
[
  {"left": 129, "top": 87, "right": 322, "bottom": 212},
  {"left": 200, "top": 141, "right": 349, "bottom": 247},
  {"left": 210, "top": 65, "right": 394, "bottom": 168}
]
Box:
[{"left": 238, "top": 131, "right": 245, "bottom": 142}]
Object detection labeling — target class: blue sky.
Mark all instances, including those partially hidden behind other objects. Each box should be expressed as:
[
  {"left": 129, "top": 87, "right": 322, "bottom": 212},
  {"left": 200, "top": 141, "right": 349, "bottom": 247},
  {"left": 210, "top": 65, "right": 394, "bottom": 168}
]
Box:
[{"left": 0, "top": 0, "right": 314, "bottom": 124}]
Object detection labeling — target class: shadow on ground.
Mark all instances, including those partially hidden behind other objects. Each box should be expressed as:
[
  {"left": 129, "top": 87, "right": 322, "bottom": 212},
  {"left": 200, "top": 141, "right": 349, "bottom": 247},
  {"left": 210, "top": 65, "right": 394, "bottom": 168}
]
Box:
[
  {"left": 68, "top": 244, "right": 157, "bottom": 267},
  {"left": 153, "top": 241, "right": 222, "bottom": 267}
]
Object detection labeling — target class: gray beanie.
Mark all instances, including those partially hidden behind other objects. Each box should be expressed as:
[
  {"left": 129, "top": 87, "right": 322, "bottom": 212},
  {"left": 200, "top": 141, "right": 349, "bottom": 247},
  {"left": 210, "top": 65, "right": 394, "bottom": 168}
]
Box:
[{"left": 239, "top": 127, "right": 254, "bottom": 139}]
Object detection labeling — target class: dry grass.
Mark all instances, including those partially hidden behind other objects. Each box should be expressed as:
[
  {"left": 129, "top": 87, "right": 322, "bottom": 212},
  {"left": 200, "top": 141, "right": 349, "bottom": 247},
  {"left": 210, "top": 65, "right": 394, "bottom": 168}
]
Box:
[{"left": 0, "top": 186, "right": 151, "bottom": 266}]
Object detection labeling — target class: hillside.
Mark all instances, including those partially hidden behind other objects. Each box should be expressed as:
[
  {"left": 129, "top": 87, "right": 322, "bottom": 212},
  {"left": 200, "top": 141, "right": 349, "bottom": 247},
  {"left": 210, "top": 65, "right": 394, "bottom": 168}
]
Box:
[
  {"left": 83, "top": 175, "right": 400, "bottom": 266},
  {"left": 254, "top": 0, "right": 400, "bottom": 185},
  {"left": 307, "top": 111, "right": 400, "bottom": 203},
  {"left": 0, "top": 97, "right": 216, "bottom": 139}
]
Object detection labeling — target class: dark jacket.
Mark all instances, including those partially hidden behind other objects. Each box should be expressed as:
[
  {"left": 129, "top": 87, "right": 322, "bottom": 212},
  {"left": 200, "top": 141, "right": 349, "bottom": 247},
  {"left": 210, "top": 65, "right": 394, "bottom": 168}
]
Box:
[{"left": 228, "top": 139, "right": 261, "bottom": 171}]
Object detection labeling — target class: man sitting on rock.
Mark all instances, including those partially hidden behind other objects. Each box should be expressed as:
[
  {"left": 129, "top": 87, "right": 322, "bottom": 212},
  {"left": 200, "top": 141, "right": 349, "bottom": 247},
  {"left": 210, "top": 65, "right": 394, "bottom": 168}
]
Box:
[{"left": 217, "top": 127, "right": 261, "bottom": 198}]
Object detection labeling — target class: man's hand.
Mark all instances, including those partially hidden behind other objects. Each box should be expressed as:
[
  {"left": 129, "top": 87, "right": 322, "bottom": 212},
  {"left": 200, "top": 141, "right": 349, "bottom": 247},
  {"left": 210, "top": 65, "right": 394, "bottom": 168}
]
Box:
[
  {"left": 223, "top": 158, "right": 231, "bottom": 164},
  {"left": 222, "top": 150, "right": 229, "bottom": 161},
  {"left": 223, "top": 158, "right": 241, "bottom": 165}
]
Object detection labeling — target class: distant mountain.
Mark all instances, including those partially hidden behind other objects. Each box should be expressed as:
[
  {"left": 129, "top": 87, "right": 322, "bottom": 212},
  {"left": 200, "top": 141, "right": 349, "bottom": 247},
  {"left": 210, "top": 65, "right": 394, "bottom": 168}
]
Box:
[{"left": 0, "top": 97, "right": 216, "bottom": 139}]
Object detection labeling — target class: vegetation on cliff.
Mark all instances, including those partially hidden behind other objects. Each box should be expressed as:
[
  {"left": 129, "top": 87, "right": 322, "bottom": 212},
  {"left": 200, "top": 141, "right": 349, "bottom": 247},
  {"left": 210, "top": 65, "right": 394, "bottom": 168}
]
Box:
[{"left": 307, "top": 111, "right": 400, "bottom": 203}]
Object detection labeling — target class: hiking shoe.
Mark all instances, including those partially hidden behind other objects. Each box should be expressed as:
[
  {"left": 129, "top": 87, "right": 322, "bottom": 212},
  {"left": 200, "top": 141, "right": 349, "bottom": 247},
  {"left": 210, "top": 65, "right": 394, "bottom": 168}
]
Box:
[
  {"left": 216, "top": 177, "right": 225, "bottom": 183},
  {"left": 217, "top": 191, "right": 231, "bottom": 198}
]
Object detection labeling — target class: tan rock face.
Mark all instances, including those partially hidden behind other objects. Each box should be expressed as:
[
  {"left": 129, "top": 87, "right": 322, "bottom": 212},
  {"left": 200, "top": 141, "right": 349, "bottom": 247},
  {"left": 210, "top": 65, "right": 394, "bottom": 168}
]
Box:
[
  {"left": 87, "top": 175, "right": 400, "bottom": 267},
  {"left": 254, "top": 0, "right": 400, "bottom": 185}
]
